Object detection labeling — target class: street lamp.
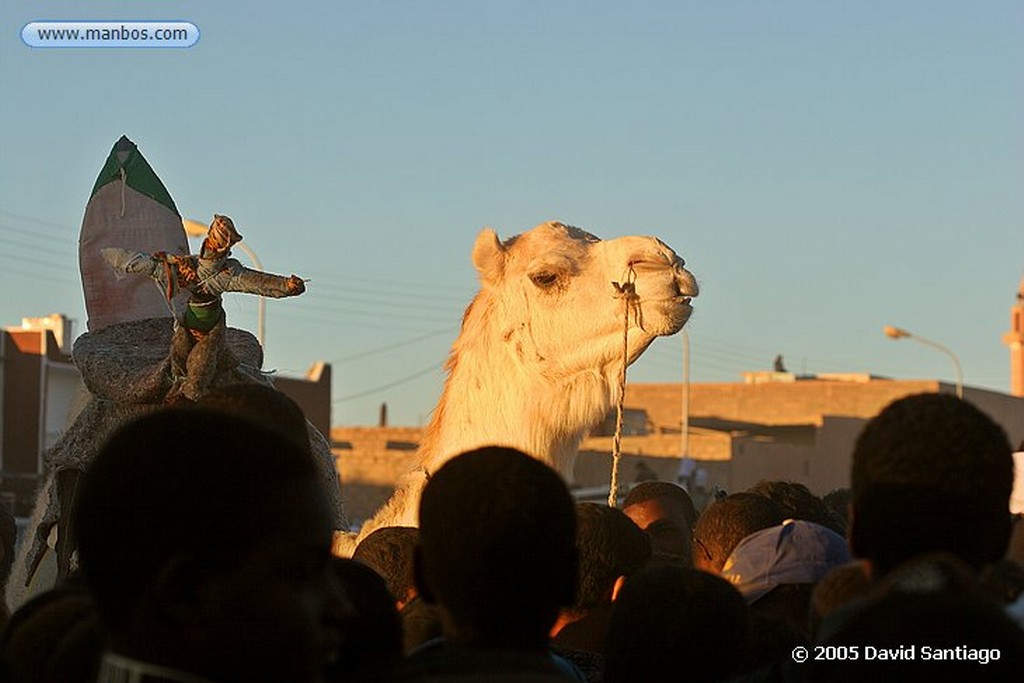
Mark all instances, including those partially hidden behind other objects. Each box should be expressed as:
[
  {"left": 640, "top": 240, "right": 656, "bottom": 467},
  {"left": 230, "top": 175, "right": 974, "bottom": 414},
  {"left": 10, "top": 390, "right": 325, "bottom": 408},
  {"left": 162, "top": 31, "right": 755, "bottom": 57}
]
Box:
[
  {"left": 883, "top": 326, "right": 963, "bottom": 399},
  {"left": 182, "top": 218, "right": 266, "bottom": 348},
  {"left": 680, "top": 328, "right": 690, "bottom": 459},
  {"left": 674, "top": 328, "right": 697, "bottom": 488}
]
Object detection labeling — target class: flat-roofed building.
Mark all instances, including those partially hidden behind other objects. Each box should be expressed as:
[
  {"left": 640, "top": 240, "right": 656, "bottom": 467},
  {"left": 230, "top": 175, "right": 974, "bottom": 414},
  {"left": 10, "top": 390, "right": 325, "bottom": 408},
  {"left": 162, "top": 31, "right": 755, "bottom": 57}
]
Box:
[
  {"left": 334, "top": 374, "right": 1024, "bottom": 522},
  {"left": 0, "top": 315, "right": 79, "bottom": 515}
]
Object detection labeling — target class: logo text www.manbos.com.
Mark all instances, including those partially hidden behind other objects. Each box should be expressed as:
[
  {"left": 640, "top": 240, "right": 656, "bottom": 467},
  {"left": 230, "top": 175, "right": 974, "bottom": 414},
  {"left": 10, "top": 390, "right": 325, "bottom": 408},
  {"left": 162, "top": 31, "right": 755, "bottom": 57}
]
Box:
[{"left": 22, "top": 22, "right": 200, "bottom": 48}]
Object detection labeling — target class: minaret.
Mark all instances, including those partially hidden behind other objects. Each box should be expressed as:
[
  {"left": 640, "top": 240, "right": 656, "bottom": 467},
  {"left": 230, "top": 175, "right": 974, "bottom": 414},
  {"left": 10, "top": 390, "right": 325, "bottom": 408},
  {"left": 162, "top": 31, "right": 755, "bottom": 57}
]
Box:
[{"left": 1003, "top": 274, "right": 1024, "bottom": 397}]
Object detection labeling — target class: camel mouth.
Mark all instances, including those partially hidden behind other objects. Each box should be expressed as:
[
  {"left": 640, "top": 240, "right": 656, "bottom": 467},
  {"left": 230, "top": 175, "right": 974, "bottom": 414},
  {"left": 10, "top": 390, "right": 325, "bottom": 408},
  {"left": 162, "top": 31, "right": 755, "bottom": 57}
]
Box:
[
  {"left": 638, "top": 295, "right": 693, "bottom": 307},
  {"left": 662, "top": 302, "right": 694, "bottom": 336}
]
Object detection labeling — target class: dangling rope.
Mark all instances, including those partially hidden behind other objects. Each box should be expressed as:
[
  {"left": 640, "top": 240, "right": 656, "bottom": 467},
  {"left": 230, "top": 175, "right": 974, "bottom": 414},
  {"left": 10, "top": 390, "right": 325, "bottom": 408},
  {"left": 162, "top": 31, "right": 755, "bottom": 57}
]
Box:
[{"left": 608, "top": 265, "right": 640, "bottom": 507}]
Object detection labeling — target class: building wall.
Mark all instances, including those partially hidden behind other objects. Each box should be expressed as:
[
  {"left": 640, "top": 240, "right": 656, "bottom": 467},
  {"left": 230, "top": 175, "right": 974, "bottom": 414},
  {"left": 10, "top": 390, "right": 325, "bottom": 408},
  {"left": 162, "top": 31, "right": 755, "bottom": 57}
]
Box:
[
  {"left": 627, "top": 378, "right": 943, "bottom": 430},
  {"left": 327, "top": 377, "right": 1024, "bottom": 524},
  {"left": 1, "top": 331, "right": 44, "bottom": 477},
  {"left": 629, "top": 380, "right": 1023, "bottom": 482},
  {"left": 964, "top": 387, "right": 1024, "bottom": 448},
  {"left": 275, "top": 362, "right": 332, "bottom": 437},
  {"left": 728, "top": 434, "right": 814, "bottom": 493},
  {"left": 331, "top": 426, "right": 423, "bottom": 525},
  {"left": 724, "top": 416, "right": 866, "bottom": 495},
  {"left": 810, "top": 416, "right": 869, "bottom": 494},
  {"left": 331, "top": 426, "right": 738, "bottom": 522},
  {"left": 0, "top": 328, "right": 76, "bottom": 514}
]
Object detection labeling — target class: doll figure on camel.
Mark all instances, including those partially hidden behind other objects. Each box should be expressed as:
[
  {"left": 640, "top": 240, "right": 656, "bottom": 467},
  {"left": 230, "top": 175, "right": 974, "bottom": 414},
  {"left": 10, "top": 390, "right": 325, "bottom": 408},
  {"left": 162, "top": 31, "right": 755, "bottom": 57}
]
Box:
[{"left": 103, "top": 214, "right": 305, "bottom": 401}]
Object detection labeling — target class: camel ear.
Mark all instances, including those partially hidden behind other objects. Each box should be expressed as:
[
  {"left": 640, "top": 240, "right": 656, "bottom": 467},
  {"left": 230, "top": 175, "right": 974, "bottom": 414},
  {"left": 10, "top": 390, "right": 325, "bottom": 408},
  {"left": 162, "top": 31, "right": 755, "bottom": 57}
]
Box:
[{"left": 472, "top": 228, "right": 506, "bottom": 285}]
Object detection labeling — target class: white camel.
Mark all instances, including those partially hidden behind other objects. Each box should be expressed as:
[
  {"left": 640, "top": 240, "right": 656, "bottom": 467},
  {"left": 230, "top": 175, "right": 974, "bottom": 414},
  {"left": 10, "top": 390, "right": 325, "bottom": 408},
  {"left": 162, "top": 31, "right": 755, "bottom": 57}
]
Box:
[{"left": 346, "top": 221, "right": 698, "bottom": 549}]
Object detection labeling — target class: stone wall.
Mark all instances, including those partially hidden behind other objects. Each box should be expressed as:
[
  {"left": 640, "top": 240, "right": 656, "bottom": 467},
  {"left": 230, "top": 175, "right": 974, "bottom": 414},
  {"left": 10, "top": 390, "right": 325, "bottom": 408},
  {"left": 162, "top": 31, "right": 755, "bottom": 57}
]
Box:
[
  {"left": 331, "top": 426, "right": 422, "bottom": 525},
  {"left": 626, "top": 378, "right": 943, "bottom": 430},
  {"left": 329, "top": 378, "right": 1024, "bottom": 523}
]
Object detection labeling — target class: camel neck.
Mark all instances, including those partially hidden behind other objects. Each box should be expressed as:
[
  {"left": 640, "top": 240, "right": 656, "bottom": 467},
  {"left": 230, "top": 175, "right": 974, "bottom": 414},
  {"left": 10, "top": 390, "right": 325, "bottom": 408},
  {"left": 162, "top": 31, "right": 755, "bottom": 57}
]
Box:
[{"left": 418, "top": 341, "right": 612, "bottom": 480}]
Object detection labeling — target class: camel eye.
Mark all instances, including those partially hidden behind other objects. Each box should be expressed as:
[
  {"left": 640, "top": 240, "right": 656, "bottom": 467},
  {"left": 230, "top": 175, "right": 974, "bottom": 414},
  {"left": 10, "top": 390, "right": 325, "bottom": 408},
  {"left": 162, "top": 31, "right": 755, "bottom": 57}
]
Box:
[{"left": 529, "top": 271, "right": 559, "bottom": 288}]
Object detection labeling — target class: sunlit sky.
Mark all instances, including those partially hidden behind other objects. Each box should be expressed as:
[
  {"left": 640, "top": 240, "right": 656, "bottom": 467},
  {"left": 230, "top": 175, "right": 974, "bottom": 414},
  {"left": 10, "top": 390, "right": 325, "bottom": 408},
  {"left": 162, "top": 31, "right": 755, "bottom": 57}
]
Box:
[{"left": 2, "top": 1, "right": 1022, "bottom": 427}]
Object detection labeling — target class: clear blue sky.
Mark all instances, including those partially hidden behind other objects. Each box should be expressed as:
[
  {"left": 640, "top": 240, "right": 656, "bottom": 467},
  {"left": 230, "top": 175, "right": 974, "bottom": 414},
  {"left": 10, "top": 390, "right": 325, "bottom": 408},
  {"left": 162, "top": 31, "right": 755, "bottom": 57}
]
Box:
[{"left": 2, "top": 1, "right": 1022, "bottom": 426}]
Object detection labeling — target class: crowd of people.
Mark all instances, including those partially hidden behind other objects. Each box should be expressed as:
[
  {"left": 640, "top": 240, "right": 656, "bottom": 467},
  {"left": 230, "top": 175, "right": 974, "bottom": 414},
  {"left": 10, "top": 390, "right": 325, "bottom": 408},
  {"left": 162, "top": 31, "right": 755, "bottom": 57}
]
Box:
[{"left": 0, "top": 390, "right": 1022, "bottom": 682}]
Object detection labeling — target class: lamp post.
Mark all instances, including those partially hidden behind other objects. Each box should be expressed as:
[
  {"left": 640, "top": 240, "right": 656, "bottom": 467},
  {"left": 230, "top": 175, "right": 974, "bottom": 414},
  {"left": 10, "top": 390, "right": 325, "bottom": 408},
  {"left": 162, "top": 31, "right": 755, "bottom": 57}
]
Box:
[
  {"left": 883, "top": 326, "right": 963, "bottom": 399},
  {"left": 182, "top": 219, "right": 266, "bottom": 348},
  {"left": 675, "top": 328, "right": 695, "bottom": 488},
  {"left": 681, "top": 328, "right": 690, "bottom": 459}
]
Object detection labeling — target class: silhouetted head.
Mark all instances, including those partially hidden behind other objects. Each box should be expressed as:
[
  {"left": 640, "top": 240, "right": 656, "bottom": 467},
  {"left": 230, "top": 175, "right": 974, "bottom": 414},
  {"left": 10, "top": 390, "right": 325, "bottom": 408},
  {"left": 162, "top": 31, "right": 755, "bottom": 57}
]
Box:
[
  {"left": 622, "top": 481, "right": 698, "bottom": 531},
  {"left": 693, "top": 493, "right": 786, "bottom": 573},
  {"left": 325, "top": 558, "right": 401, "bottom": 683},
  {"left": 623, "top": 481, "right": 697, "bottom": 567},
  {"left": 415, "top": 446, "right": 577, "bottom": 650},
  {"left": 821, "top": 488, "right": 852, "bottom": 536},
  {"left": 747, "top": 480, "right": 844, "bottom": 535},
  {"left": 196, "top": 383, "right": 311, "bottom": 452},
  {"left": 570, "top": 503, "right": 651, "bottom": 615},
  {"left": 813, "top": 555, "right": 1024, "bottom": 681},
  {"left": 74, "top": 409, "right": 341, "bottom": 683},
  {"left": 808, "top": 561, "right": 873, "bottom": 638},
  {"left": 850, "top": 393, "right": 1013, "bottom": 576},
  {"left": 0, "top": 580, "right": 102, "bottom": 683},
  {"left": 353, "top": 526, "right": 420, "bottom": 606},
  {"left": 604, "top": 565, "right": 751, "bottom": 683}
]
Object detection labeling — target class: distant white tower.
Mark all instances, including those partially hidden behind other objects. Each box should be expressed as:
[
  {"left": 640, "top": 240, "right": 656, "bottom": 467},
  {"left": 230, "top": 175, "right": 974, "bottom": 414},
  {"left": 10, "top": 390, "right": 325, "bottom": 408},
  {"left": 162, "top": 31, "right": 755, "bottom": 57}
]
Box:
[{"left": 1003, "top": 274, "right": 1024, "bottom": 397}]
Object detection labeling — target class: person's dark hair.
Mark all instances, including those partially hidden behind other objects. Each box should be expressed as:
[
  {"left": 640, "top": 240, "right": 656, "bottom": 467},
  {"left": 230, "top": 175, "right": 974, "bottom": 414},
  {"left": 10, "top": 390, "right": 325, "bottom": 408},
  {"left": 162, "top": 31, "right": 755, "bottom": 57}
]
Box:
[
  {"left": 746, "top": 607, "right": 809, "bottom": 674},
  {"left": 325, "top": 558, "right": 401, "bottom": 683},
  {"left": 850, "top": 393, "right": 1013, "bottom": 575},
  {"left": 748, "top": 584, "right": 815, "bottom": 639},
  {"left": 416, "top": 446, "right": 577, "bottom": 649},
  {"left": 196, "top": 383, "right": 311, "bottom": 452},
  {"left": 604, "top": 565, "right": 751, "bottom": 683},
  {"left": 747, "top": 480, "right": 844, "bottom": 535},
  {"left": 644, "top": 518, "right": 692, "bottom": 567},
  {"left": 980, "top": 558, "right": 1024, "bottom": 605},
  {"left": 0, "top": 578, "right": 102, "bottom": 683},
  {"left": 352, "top": 526, "right": 419, "bottom": 604},
  {"left": 73, "top": 409, "right": 321, "bottom": 629},
  {"left": 622, "top": 481, "right": 698, "bottom": 531},
  {"left": 821, "top": 488, "right": 852, "bottom": 535},
  {"left": 812, "top": 555, "right": 1024, "bottom": 681},
  {"left": 808, "top": 561, "right": 873, "bottom": 638},
  {"left": 571, "top": 503, "right": 651, "bottom": 614},
  {"left": 692, "top": 493, "right": 786, "bottom": 572}
]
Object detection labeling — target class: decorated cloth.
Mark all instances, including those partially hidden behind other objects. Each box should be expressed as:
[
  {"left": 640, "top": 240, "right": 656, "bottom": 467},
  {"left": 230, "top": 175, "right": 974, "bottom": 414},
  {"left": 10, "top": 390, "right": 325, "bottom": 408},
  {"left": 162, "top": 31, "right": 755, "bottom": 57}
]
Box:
[{"left": 79, "top": 136, "right": 189, "bottom": 332}]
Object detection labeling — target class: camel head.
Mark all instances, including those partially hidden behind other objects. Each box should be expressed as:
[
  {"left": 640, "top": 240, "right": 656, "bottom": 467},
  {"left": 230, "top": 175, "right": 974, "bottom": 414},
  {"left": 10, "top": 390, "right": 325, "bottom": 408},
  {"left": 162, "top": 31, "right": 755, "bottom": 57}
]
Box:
[
  {"left": 466, "top": 221, "right": 698, "bottom": 378},
  {"left": 354, "top": 222, "right": 698, "bottom": 537}
]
